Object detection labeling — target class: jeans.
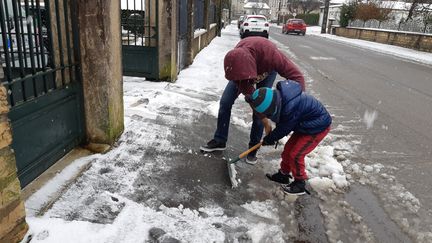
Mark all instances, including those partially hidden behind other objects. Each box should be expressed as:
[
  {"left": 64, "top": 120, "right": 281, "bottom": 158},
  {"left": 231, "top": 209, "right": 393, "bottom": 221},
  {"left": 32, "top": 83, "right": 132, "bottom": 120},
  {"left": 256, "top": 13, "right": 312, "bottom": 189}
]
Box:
[{"left": 213, "top": 71, "right": 277, "bottom": 146}]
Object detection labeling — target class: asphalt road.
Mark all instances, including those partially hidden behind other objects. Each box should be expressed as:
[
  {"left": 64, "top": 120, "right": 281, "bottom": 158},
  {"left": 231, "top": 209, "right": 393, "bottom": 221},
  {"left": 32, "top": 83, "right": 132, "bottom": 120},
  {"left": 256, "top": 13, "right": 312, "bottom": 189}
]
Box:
[{"left": 270, "top": 26, "right": 432, "bottom": 241}]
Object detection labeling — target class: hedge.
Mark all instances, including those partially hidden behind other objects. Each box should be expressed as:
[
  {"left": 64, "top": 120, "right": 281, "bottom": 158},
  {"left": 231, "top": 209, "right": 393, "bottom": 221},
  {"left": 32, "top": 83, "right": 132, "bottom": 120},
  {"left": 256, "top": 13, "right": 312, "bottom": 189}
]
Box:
[{"left": 297, "top": 13, "right": 320, "bottom": 26}]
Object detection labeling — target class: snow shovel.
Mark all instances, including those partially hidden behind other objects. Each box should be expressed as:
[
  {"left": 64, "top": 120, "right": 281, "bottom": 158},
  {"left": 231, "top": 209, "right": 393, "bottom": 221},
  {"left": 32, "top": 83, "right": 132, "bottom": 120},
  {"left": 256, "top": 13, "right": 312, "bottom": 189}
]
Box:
[{"left": 227, "top": 142, "right": 262, "bottom": 188}]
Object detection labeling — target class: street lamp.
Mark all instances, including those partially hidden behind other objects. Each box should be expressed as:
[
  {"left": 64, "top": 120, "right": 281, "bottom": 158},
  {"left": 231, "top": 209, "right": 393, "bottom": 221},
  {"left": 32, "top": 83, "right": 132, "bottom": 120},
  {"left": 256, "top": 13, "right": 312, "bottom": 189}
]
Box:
[{"left": 321, "top": 0, "right": 330, "bottom": 33}]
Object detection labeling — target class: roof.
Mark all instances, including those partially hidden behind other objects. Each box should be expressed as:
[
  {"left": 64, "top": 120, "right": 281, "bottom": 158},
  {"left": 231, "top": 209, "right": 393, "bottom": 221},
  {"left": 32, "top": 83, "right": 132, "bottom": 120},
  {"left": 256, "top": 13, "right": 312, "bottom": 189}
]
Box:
[
  {"left": 243, "top": 2, "right": 270, "bottom": 9},
  {"left": 321, "top": 0, "right": 432, "bottom": 11}
]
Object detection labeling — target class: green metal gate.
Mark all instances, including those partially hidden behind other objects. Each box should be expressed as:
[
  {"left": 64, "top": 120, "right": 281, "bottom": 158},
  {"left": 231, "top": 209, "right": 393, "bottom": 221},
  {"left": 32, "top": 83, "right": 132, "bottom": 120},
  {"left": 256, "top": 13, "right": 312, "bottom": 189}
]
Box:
[
  {"left": 121, "top": 0, "right": 158, "bottom": 79},
  {"left": 0, "top": 0, "right": 84, "bottom": 187}
]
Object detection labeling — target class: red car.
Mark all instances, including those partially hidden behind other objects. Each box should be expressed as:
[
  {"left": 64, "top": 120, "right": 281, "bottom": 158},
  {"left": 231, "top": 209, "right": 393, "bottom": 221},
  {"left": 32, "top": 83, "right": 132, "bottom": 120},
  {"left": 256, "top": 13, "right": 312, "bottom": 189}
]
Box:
[{"left": 282, "top": 19, "right": 306, "bottom": 35}]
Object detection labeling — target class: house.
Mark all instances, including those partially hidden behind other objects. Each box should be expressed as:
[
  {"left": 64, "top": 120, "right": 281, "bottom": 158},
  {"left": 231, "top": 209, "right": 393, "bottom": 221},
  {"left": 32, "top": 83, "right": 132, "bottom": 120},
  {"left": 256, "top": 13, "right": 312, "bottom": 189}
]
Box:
[
  {"left": 319, "top": 1, "right": 432, "bottom": 27},
  {"left": 244, "top": 0, "right": 271, "bottom": 16},
  {"left": 231, "top": 0, "right": 246, "bottom": 18}
]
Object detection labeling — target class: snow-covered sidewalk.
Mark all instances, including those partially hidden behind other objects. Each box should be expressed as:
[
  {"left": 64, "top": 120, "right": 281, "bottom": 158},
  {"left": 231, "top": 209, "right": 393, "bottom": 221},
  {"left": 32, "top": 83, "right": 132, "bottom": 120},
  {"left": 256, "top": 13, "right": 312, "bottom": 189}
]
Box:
[{"left": 23, "top": 25, "right": 358, "bottom": 243}]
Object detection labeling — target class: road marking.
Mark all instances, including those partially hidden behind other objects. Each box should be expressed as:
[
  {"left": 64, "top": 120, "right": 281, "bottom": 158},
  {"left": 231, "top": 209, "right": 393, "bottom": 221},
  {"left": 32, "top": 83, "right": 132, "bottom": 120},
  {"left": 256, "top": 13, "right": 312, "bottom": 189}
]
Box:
[
  {"left": 299, "top": 44, "right": 312, "bottom": 49},
  {"left": 310, "top": 56, "right": 336, "bottom": 60}
]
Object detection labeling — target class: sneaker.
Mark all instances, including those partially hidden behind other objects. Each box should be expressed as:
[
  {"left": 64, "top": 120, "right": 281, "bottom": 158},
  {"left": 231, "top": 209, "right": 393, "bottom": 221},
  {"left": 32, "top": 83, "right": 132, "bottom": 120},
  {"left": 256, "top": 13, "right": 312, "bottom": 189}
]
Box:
[
  {"left": 245, "top": 149, "right": 258, "bottom": 165},
  {"left": 281, "top": 180, "right": 306, "bottom": 195},
  {"left": 266, "top": 170, "right": 292, "bottom": 184},
  {"left": 200, "top": 139, "right": 226, "bottom": 152}
]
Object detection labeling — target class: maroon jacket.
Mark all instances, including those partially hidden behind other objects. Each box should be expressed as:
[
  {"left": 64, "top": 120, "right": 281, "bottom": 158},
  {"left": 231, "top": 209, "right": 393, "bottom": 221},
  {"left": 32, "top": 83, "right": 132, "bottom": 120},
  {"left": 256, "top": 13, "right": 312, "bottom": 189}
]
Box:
[{"left": 224, "top": 37, "right": 305, "bottom": 96}]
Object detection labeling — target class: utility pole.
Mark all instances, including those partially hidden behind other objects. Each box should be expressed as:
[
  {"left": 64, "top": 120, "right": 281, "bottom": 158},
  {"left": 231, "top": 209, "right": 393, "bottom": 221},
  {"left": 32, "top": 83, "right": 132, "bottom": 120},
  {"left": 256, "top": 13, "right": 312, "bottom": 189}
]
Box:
[
  {"left": 229, "top": 0, "right": 232, "bottom": 23},
  {"left": 217, "top": 0, "right": 222, "bottom": 36},
  {"left": 277, "top": 0, "right": 282, "bottom": 25},
  {"left": 321, "top": 0, "right": 330, "bottom": 33}
]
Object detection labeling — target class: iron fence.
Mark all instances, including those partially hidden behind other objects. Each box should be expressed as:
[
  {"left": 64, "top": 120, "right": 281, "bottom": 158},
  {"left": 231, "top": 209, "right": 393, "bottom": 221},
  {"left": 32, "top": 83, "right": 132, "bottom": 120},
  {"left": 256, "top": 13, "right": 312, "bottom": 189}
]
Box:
[
  {"left": 349, "top": 19, "right": 432, "bottom": 34},
  {"left": 121, "top": 0, "right": 157, "bottom": 47},
  {"left": 0, "top": 0, "right": 79, "bottom": 107}
]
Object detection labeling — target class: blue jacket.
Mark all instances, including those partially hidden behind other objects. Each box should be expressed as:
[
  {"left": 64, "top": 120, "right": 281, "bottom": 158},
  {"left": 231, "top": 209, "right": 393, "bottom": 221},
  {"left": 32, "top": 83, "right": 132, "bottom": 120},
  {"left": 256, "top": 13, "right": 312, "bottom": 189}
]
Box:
[{"left": 265, "top": 80, "right": 332, "bottom": 143}]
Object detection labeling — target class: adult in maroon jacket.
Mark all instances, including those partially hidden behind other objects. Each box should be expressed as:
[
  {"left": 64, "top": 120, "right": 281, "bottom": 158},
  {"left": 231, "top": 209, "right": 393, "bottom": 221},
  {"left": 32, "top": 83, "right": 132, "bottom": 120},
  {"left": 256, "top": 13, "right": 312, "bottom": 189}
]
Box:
[{"left": 200, "top": 37, "right": 305, "bottom": 163}]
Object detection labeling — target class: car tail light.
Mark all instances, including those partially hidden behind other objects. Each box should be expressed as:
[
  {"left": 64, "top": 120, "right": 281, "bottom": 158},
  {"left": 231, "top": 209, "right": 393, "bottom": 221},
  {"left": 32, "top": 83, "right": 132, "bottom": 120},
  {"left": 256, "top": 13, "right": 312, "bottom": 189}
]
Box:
[
  {"left": 244, "top": 23, "right": 249, "bottom": 26},
  {"left": 265, "top": 23, "right": 269, "bottom": 27}
]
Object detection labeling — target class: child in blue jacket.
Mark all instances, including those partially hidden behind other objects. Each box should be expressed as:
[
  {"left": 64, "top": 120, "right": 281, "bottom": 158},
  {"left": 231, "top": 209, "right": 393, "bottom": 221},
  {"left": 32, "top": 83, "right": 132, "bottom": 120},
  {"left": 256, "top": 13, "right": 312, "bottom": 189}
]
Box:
[{"left": 247, "top": 80, "right": 332, "bottom": 195}]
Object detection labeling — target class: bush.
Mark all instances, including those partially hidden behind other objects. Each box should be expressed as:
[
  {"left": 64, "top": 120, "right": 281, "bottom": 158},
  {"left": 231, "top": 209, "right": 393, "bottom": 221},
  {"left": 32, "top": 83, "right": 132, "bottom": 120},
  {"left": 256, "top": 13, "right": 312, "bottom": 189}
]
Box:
[
  {"left": 297, "top": 13, "right": 320, "bottom": 25},
  {"left": 340, "top": 2, "right": 357, "bottom": 27}
]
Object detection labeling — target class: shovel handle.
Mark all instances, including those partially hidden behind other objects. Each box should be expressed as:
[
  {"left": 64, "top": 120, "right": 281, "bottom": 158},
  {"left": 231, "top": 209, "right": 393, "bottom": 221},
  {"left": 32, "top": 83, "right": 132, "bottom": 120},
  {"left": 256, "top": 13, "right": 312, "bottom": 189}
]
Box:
[{"left": 239, "top": 142, "right": 262, "bottom": 159}]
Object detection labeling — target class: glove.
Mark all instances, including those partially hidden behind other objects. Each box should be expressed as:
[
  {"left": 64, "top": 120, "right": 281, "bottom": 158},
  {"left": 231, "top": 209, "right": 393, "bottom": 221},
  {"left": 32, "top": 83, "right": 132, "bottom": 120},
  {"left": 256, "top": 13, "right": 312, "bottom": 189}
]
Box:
[{"left": 262, "top": 135, "right": 275, "bottom": 146}]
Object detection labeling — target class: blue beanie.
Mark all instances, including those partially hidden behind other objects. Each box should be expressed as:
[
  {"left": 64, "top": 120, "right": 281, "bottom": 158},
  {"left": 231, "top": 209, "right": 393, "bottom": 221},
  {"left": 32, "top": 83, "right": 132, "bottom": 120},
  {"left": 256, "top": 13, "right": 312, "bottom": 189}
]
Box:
[{"left": 250, "top": 87, "right": 278, "bottom": 116}]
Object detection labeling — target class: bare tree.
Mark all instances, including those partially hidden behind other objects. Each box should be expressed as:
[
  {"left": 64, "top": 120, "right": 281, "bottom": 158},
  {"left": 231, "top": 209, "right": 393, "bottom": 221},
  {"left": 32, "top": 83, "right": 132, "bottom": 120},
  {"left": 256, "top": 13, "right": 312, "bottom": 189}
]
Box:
[
  {"left": 355, "top": 0, "right": 393, "bottom": 22},
  {"left": 405, "top": 0, "right": 432, "bottom": 21},
  {"left": 298, "top": 0, "right": 321, "bottom": 14}
]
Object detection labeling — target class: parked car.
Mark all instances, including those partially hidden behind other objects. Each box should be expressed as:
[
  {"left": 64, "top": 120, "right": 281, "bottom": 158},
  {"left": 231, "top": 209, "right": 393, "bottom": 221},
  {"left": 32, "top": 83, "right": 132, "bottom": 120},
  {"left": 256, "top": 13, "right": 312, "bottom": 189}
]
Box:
[
  {"left": 282, "top": 19, "right": 307, "bottom": 35},
  {"left": 237, "top": 16, "right": 245, "bottom": 29},
  {"left": 239, "top": 15, "right": 269, "bottom": 39}
]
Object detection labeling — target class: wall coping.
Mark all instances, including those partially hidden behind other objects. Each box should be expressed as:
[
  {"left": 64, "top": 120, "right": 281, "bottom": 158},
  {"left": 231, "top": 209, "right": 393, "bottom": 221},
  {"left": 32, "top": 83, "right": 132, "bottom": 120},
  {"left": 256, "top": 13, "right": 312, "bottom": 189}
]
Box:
[
  {"left": 194, "top": 28, "right": 208, "bottom": 38},
  {"left": 343, "top": 26, "right": 432, "bottom": 37}
]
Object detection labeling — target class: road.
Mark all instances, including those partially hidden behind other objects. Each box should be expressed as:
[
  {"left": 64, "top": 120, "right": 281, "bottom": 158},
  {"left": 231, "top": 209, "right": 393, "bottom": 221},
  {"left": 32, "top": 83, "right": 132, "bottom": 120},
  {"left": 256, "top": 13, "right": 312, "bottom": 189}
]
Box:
[{"left": 270, "top": 26, "right": 432, "bottom": 242}]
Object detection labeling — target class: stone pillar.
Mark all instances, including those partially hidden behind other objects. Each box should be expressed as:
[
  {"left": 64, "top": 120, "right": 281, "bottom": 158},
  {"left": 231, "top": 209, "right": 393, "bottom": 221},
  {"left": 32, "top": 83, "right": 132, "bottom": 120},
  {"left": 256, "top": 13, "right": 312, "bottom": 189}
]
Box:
[
  {"left": 76, "top": 0, "right": 124, "bottom": 149},
  {"left": 0, "top": 68, "right": 28, "bottom": 243},
  {"left": 158, "top": 0, "right": 178, "bottom": 81},
  {"left": 145, "top": 0, "right": 157, "bottom": 47}
]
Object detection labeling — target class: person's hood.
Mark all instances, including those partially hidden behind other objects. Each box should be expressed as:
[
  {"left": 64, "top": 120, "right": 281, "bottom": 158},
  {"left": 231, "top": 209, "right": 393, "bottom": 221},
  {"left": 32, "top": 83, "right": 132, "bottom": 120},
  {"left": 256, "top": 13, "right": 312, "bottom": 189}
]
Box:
[
  {"left": 271, "top": 80, "right": 302, "bottom": 123},
  {"left": 224, "top": 48, "right": 257, "bottom": 81},
  {"left": 277, "top": 80, "right": 302, "bottom": 102},
  {"left": 269, "top": 90, "right": 282, "bottom": 123}
]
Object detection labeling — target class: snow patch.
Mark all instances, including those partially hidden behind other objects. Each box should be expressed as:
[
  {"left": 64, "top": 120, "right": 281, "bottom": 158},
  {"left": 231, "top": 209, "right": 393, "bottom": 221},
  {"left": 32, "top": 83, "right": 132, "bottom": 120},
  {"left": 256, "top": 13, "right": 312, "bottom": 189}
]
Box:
[
  {"left": 363, "top": 110, "right": 378, "bottom": 129},
  {"left": 241, "top": 200, "right": 278, "bottom": 219}
]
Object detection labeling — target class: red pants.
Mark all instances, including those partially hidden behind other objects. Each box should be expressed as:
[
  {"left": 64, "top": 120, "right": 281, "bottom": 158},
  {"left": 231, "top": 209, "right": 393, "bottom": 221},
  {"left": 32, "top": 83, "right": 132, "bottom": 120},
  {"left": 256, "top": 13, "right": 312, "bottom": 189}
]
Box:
[{"left": 280, "top": 126, "right": 330, "bottom": 180}]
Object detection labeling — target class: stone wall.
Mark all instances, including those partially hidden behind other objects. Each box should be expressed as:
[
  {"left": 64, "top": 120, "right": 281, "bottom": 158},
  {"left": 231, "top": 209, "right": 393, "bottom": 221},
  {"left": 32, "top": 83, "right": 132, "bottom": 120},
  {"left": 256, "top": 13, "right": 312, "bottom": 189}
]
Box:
[
  {"left": 0, "top": 69, "right": 28, "bottom": 243},
  {"left": 334, "top": 27, "right": 432, "bottom": 53},
  {"left": 192, "top": 24, "right": 218, "bottom": 59}
]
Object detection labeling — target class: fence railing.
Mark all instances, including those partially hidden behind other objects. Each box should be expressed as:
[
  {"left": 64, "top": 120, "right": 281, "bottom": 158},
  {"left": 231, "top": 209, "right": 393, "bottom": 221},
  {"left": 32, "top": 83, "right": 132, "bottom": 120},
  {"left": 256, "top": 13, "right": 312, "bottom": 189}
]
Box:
[{"left": 349, "top": 19, "right": 432, "bottom": 34}]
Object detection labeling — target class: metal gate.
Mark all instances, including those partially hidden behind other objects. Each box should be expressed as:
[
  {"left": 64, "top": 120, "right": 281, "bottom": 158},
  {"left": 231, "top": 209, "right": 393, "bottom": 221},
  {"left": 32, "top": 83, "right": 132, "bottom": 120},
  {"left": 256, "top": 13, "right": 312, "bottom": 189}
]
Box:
[
  {"left": 0, "top": 0, "right": 84, "bottom": 187},
  {"left": 178, "top": 0, "right": 188, "bottom": 71},
  {"left": 121, "top": 0, "right": 158, "bottom": 79}
]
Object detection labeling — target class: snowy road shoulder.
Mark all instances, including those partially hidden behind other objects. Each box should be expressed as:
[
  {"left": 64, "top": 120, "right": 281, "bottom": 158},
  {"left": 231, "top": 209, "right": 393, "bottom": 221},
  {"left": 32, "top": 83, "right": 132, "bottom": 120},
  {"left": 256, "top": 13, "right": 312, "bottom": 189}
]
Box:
[{"left": 306, "top": 26, "right": 432, "bottom": 66}]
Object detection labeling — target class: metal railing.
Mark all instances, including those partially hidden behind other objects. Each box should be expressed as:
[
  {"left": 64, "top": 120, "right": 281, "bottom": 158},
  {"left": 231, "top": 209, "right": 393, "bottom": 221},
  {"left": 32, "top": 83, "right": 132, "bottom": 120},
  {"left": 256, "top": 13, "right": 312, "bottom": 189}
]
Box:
[
  {"left": 0, "top": 0, "right": 79, "bottom": 107},
  {"left": 349, "top": 19, "right": 432, "bottom": 34},
  {"left": 121, "top": 0, "right": 158, "bottom": 47}
]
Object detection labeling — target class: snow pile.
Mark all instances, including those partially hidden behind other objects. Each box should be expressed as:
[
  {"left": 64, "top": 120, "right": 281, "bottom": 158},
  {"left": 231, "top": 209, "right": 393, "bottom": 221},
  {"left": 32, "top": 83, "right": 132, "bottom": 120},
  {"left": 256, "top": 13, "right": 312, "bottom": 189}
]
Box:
[
  {"left": 240, "top": 200, "right": 278, "bottom": 219},
  {"left": 306, "top": 145, "right": 349, "bottom": 190}
]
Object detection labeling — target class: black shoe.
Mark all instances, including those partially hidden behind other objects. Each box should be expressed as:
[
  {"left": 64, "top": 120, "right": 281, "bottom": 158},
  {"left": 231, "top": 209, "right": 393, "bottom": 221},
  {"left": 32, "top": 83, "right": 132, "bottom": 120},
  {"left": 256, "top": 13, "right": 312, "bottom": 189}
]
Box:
[
  {"left": 266, "top": 170, "right": 292, "bottom": 184},
  {"left": 281, "top": 180, "right": 306, "bottom": 195},
  {"left": 245, "top": 149, "right": 258, "bottom": 165},
  {"left": 200, "top": 139, "right": 226, "bottom": 152}
]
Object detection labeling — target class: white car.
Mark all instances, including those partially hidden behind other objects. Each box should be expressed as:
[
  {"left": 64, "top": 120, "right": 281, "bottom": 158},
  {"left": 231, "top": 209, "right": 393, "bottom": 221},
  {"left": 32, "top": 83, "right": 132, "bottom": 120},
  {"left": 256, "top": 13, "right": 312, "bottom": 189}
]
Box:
[{"left": 240, "top": 15, "right": 269, "bottom": 39}]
